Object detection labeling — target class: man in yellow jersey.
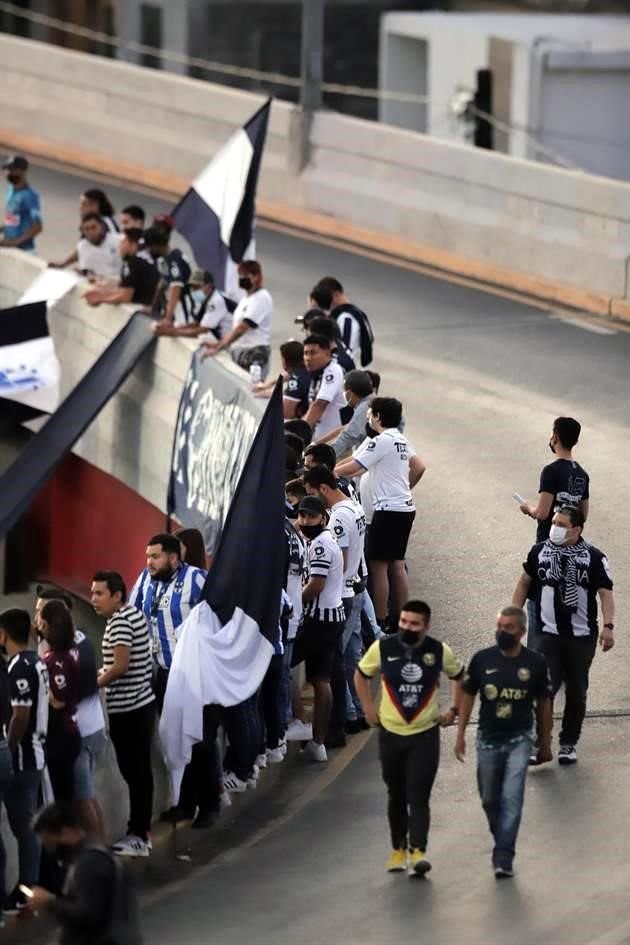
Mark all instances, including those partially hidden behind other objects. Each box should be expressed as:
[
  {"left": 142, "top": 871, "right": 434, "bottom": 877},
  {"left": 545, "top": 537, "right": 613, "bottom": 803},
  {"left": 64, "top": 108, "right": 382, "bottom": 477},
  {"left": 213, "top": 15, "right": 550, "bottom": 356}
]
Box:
[{"left": 355, "top": 600, "right": 464, "bottom": 877}]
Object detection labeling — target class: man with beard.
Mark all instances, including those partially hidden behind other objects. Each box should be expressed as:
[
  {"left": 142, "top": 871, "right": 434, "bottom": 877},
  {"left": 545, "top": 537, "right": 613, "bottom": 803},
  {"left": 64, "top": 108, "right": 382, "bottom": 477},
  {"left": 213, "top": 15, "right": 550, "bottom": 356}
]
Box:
[
  {"left": 129, "top": 534, "right": 210, "bottom": 826},
  {"left": 354, "top": 600, "right": 463, "bottom": 877}
]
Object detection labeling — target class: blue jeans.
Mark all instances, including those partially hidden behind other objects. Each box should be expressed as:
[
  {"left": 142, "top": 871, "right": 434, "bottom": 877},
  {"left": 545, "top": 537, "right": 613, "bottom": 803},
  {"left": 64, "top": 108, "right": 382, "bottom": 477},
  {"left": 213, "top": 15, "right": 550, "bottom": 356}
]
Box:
[
  {"left": 5, "top": 765, "right": 42, "bottom": 886},
  {"left": 0, "top": 741, "right": 14, "bottom": 901},
  {"left": 280, "top": 641, "right": 294, "bottom": 728},
  {"left": 476, "top": 735, "right": 532, "bottom": 869},
  {"left": 527, "top": 599, "right": 543, "bottom": 652},
  {"left": 342, "top": 593, "right": 365, "bottom": 721}
]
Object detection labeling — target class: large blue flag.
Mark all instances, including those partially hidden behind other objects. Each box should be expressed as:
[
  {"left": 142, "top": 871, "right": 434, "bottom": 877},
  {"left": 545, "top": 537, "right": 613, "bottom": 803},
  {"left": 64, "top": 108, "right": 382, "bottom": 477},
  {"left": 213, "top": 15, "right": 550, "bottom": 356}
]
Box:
[
  {"left": 160, "top": 377, "right": 286, "bottom": 793},
  {"left": 172, "top": 99, "right": 271, "bottom": 295}
]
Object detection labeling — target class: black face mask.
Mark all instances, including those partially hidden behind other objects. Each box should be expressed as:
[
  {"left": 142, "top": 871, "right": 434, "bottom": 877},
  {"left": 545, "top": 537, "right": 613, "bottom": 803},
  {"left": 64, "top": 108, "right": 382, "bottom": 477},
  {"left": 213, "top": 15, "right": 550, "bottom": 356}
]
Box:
[
  {"left": 400, "top": 629, "right": 424, "bottom": 646},
  {"left": 496, "top": 630, "right": 517, "bottom": 651},
  {"left": 364, "top": 422, "right": 377, "bottom": 439},
  {"left": 239, "top": 276, "right": 252, "bottom": 290},
  {"left": 286, "top": 503, "right": 299, "bottom": 521},
  {"left": 549, "top": 438, "right": 556, "bottom": 454},
  {"left": 7, "top": 173, "right": 21, "bottom": 185},
  {"left": 300, "top": 523, "right": 325, "bottom": 540}
]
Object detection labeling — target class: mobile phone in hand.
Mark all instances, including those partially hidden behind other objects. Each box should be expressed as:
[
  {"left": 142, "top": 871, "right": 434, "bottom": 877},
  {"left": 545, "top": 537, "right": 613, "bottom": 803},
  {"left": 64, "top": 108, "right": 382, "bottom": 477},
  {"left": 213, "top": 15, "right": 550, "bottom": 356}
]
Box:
[{"left": 19, "top": 884, "right": 34, "bottom": 899}]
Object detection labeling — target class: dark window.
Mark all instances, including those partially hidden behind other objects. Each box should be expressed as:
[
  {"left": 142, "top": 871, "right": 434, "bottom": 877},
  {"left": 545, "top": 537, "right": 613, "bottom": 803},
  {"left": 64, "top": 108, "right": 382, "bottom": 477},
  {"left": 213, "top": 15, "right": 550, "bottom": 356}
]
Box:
[{"left": 140, "top": 3, "right": 162, "bottom": 70}]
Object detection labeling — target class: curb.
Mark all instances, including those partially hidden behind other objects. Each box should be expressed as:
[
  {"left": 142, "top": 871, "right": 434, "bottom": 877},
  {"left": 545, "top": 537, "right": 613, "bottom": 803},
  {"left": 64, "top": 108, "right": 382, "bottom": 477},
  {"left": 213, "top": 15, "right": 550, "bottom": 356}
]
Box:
[{"left": 2, "top": 126, "right": 628, "bottom": 324}]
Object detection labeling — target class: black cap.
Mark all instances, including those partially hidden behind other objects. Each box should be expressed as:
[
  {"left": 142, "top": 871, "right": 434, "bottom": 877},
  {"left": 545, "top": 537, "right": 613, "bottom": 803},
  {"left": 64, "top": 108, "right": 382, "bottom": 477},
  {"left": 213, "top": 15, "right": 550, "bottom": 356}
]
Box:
[
  {"left": 298, "top": 495, "right": 327, "bottom": 517},
  {"left": 3, "top": 155, "right": 28, "bottom": 171}
]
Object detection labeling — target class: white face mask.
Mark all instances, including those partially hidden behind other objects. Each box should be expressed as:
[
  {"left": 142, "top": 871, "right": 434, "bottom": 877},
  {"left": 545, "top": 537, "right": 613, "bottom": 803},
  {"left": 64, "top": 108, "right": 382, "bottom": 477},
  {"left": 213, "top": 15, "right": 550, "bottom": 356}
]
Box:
[{"left": 549, "top": 524, "right": 568, "bottom": 545}]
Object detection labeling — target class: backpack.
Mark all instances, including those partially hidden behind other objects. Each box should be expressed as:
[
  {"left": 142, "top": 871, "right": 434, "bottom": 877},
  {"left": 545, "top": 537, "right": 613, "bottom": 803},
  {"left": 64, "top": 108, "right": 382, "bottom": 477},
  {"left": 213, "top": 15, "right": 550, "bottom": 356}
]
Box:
[{"left": 83, "top": 847, "right": 143, "bottom": 945}]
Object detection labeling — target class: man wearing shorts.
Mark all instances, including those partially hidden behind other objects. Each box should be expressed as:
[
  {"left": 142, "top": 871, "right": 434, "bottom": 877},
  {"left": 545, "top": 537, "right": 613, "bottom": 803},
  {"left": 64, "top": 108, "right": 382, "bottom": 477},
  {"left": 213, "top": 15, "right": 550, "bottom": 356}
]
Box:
[
  {"left": 292, "top": 496, "right": 345, "bottom": 763},
  {"left": 336, "top": 397, "right": 426, "bottom": 632}
]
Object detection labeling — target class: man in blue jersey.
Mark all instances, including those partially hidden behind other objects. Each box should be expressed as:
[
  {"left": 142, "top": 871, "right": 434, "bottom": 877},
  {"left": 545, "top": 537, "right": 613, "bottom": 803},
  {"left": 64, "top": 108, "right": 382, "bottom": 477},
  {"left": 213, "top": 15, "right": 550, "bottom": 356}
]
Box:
[
  {"left": 129, "top": 532, "right": 206, "bottom": 706},
  {"left": 129, "top": 533, "right": 212, "bottom": 826},
  {"left": 1, "top": 156, "right": 42, "bottom": 251}
]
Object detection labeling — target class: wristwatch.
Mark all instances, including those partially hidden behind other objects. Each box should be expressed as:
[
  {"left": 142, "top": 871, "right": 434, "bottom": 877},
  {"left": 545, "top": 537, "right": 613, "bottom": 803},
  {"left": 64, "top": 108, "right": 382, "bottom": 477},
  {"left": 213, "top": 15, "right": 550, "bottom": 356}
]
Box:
[{"left": 604, "top": 623, "right": 615, "bottom": 630}]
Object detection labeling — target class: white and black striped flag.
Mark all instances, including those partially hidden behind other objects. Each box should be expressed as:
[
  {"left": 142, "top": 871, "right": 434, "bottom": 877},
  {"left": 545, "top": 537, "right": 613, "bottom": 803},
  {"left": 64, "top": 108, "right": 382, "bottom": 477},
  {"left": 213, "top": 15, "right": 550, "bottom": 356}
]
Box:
[
  {"left": 0, "top": 300, "right": 60, "bottom": 419},
  {"left": 172, "top": 98, "right": 271, "bottom": 295},
  {"left": 160, "top": 377, "right": 286, "bottom": 796}
]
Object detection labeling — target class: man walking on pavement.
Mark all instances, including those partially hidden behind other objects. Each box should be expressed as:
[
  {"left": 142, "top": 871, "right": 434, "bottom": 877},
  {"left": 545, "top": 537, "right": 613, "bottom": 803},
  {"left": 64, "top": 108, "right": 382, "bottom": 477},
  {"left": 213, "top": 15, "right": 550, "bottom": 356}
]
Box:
[
  {"left": 512, "top": 505, "right": 614, "bottom": 765},
  {"left": 455, "top": 606, "right": 553, "bottom": 879},
  {"left": 354, "top": 600, "right": 463, "bottom": 877},
  {"left": 518, "top": 417, "right": 590, "bottom": 649}
]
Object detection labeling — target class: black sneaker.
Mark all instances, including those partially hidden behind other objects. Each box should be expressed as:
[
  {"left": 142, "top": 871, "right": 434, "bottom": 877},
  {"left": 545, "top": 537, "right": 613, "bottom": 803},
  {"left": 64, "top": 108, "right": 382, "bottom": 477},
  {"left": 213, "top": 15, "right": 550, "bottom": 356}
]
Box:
[
  {"left": 558, "top": 744, "right": 577, "bottom": 765},
  {"left": 160, "top": 805, "right": 196, "bottom": 823},
  {"left": 324, "top": 731, "right": 347, "bottom": 749},
  {"left": 3, "top": 886, "right": 28, "bottom": 915},
  {"left": 494, "top": 866, "right": 514, "bottom": 879},
  {"left": 344, "top": 719, "right": 362, "bottom": 735}
]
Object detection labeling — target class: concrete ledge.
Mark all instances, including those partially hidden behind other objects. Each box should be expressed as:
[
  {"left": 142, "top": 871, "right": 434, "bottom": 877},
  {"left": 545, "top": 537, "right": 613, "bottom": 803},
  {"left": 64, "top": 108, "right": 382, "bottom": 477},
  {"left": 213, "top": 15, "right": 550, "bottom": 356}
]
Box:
[{"left": 0, "top": 126, "right": 626, "bottom": 323}]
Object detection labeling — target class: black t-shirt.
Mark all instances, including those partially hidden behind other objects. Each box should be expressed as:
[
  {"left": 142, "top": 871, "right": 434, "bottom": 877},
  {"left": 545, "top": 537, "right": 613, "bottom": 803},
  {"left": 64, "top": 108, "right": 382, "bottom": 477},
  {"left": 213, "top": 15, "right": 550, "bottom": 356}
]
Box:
[
  {"left": 462, "top": 644, "right": 552, "bottom": 745},
  {"left": 284, "top": 367, "right": 310, "bottom": 417},
  {"left": 155, "top": 249, "right": 194, "bottom": 321},
  {"left": 537, "top": 458, "right": 589, "bottom": 540},
  {"left": 74, "top": 631, "right": 99, "bottom": 701},
  {"left": 120, "top": 254, "right": 160, "bottom": 306},
  {"left": 0, "top": 660, "right": 11, "bottom": 732}
]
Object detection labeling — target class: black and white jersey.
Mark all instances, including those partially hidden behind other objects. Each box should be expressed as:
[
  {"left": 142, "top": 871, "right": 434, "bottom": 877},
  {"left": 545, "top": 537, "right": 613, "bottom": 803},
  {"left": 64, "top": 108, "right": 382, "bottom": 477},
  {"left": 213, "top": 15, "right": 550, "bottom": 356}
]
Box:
[
  {"left": 330, "top": 302, "right": 374, "bottom": 367},
  {"left": 155, "top": 249, "right": 194, "bottom": 323},
  {"left": 329, "top": 498, "right": 366, "bottom": 599},
  {"left": 285, "top": 519, "right": 307, "bottom": 640},
  {"left": 302, "top": 528, "right": 345, "bottom": 623},
  {"left": 308, "top": 360, "right": 346, "bottom": 440},
  {"left": 524, "top": 538, "right": 613, "bottom": 638},
  {"left": 536, "top": 459, "right": 590, "bottom": 541},
  {"left": 8, "top": 650, "right": 49, "bottom": 771}
]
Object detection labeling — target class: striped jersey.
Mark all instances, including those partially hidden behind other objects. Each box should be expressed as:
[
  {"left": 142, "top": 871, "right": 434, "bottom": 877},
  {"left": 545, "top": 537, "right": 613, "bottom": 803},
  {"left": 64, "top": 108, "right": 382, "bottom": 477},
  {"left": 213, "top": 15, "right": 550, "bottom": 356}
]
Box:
[
  {"left": 102, "top": 605, "right": 155, "bottom": 715},
  {"left": 130, "top": 563, "right": 206, "bottom": 669},
  {"left": 8, "top": 650, "right": 49, "bottom": 770},
  {"left": 302, "top": 528, "right": 345, "bottom": 623}
]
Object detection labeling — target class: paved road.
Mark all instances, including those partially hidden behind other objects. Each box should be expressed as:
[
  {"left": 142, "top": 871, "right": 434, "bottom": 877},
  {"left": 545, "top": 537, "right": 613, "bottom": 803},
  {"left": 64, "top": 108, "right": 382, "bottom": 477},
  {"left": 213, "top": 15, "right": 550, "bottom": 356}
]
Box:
[
  {"left": 30, "top": 161, "right": 630, "bottom": 714},
  {"left": 8, "top": 162, "right": 630, "bottom": 945}
]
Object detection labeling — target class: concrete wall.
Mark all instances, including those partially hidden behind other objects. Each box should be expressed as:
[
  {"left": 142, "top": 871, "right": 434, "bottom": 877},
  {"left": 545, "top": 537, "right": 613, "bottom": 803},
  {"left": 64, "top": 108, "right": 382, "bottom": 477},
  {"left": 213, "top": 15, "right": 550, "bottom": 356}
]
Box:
[
  {"left": 0, "top": 251, "right": 260, "bottom": 515},
  {"left": 1, "top": 34, "right": 630, "bottom": 309}
]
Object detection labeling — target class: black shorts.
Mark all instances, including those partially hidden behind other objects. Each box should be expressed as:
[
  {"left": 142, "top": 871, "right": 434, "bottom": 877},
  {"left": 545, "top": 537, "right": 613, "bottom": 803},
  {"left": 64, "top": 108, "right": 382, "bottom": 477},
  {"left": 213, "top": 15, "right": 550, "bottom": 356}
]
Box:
[
  {"left": 291, "top": 616, "right": 344, "bottom": 682},
  {"left": 368, "top": 510, "right": 416, "bottom": 562}
]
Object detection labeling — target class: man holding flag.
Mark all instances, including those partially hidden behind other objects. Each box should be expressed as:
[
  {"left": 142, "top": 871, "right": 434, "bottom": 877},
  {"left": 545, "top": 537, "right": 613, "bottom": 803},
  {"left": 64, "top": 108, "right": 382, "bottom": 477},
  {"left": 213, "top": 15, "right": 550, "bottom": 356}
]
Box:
[{"left": 159, "top": 378, "right": 287, "bottom": 799}]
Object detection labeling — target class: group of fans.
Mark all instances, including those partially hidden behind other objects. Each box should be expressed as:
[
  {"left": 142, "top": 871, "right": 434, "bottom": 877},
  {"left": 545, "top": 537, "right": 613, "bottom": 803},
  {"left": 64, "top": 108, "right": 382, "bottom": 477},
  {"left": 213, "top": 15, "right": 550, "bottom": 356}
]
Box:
[{"left": 0, "top": 169, "right": 619, "bottom": 933}]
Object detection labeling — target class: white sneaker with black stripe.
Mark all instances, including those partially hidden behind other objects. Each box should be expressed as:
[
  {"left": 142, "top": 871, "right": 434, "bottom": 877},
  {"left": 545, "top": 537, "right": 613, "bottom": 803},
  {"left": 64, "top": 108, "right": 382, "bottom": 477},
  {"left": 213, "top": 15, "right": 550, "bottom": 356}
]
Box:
[
  {"left": 558, "top": 744, "right": 577, "bottom": 765},
  {"left": 111, "top": 835, "right": 150, "bottom": 858},
  {"left": 222, "top": 771, "right": 247, "bottom": 793}
]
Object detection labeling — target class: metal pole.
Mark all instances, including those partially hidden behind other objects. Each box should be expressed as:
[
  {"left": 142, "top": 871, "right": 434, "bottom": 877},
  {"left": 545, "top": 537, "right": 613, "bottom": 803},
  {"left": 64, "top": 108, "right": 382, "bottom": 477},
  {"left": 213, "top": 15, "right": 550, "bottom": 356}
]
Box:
[{"left": 298, "top": 0, "right": 324, "bottom": 169}]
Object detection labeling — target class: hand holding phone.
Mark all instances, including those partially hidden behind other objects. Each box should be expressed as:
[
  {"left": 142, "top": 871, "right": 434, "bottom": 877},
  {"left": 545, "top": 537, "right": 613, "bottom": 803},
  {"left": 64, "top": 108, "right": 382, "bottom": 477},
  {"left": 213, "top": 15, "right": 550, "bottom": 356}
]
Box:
[
  {"left": 19, "top": 884, "right": 34, "bottom": 899},
  {"left": 512, "top": 493, "right": 527, "bottom": 505}
]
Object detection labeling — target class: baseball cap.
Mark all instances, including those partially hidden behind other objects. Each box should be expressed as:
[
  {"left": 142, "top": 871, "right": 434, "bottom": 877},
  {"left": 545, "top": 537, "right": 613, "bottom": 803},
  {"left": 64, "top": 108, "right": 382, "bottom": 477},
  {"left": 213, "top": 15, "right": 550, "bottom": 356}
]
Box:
[
  {"left": 190, "top": 269, "right": 213, "bottom": 286},
  {"left": 3, "top": 154, "right": 28, "bottom": 171},
  {"left": 298, "top": 495, "right": 327, "bottom": 517}
]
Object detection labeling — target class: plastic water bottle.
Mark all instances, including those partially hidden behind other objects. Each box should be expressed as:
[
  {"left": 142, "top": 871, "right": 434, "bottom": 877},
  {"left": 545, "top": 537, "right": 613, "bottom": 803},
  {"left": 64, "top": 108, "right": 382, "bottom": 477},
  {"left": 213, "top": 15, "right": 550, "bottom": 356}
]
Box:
[{"left": 249, "top": 363, "right": 262, "bottom": 390}]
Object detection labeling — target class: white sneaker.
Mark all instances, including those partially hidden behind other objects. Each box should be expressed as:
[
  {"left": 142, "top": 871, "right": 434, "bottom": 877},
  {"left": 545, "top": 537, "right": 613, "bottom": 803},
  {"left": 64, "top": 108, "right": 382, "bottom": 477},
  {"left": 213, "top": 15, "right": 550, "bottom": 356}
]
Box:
[
  {"left": 219, "top": 790, "right": 232, "bottom": 810},
  {"left": 255, "top": 753, "right": 268, "bottom": 769},
  {"left": 250, "top": 763, "right": 260, "bottom": 780},
  {"left": 266, "top": 746, "right": 284, "bottom": 764},
  {"left": 111, "top": 835, "right": 150, "bottom": 858},
  {"left": 222, "top": 771, "right": 247, "bottom": 793},
  {"left": 279, "top": 738, "right": 287, "bottom": 756},
  {"left": 286, "top": 719, "right": 313, "bottom": 742},
  {"left": 247, "top": 774, "right": 258, "bottom": 790},
  {"left": 301, "top": 739, "right": 328, "bottom": 763}
]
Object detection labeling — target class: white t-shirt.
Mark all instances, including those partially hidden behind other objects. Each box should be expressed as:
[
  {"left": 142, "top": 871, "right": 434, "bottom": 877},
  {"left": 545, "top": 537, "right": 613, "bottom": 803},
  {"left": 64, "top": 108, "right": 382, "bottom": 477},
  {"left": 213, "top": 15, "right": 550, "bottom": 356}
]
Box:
[
  {"left": 329, "top": 498, "right": 366, "bottom": 598},
  {"left": 198, "top": 289, "right": 232, "bottom": 342},
  {"left": 232, "top": 287, "right": 273, "bottom": 348},
  {"left": 77, "top": 230, "right": 121, "bottom": 279},
  {"left": 354, "top": 428, "right": 416, "bottom": 513},
  {"left": 302, "top": 528, "right": 345, "bottom": 621},
  {"left": 309, "top": 360, "right": 346, "bottom": 440}
]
